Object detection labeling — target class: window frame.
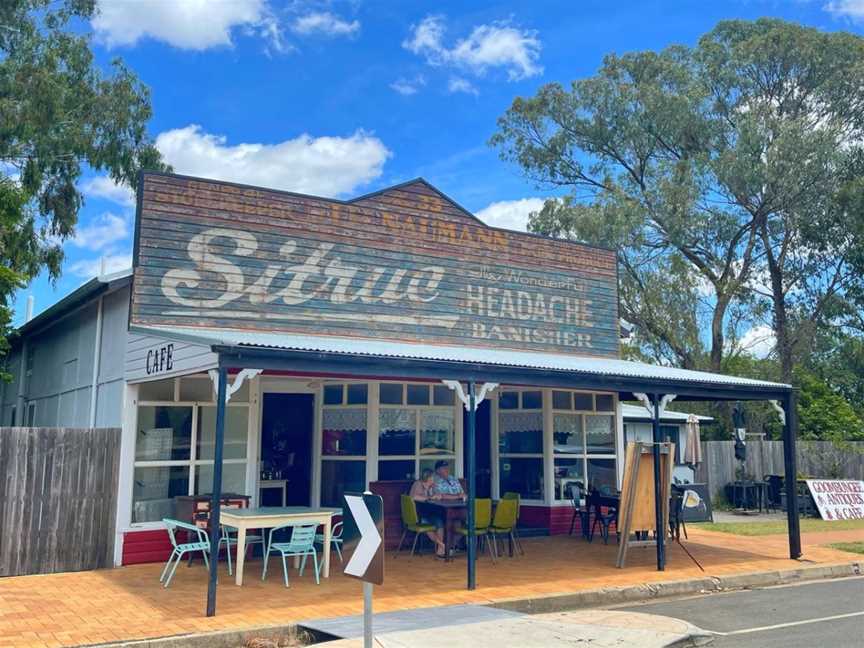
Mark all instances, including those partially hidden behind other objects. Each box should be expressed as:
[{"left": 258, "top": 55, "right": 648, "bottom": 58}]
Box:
[{"left": 496, "top": 387, "right": 545, "bottom": 503}]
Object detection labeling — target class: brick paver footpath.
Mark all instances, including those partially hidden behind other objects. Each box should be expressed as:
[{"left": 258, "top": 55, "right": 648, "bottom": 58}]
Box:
[{"left": 0, "top": 527, "right": 861, "bottom": 648}]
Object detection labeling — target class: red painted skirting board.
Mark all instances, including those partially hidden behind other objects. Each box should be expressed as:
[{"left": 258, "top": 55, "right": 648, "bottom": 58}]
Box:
[{"left": 122, "top": 529, "right": 172, "bottom": 565}]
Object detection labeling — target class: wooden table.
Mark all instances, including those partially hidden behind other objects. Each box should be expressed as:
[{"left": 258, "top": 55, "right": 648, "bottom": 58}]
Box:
[
  {"left": 415, "top": 500, "right": 466, "bottom": 559},
  {"left": 258, "top": 479, "right": 289, "bottom": 506},
  {"left": 220, "top": 506, "right": 340, "bottom": 586}
]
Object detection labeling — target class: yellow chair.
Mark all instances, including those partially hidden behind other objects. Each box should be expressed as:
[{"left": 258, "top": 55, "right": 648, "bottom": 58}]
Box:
[
  {"left": 455, "top": 498, "right": 493, "bottom": 561},
  {"left": 488, "top": 497, "right": 520, "bottom": 559},
  {"left": 501, "top": 491, "right": 525, "bottom": 555},
  {"left": 394, "top": 494, "right": 436, "bottom": 558}
]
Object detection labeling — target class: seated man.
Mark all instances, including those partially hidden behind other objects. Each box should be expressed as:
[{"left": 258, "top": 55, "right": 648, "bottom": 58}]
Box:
[{"left": 431, "top": 460, "right": 465, "bottom": 501}]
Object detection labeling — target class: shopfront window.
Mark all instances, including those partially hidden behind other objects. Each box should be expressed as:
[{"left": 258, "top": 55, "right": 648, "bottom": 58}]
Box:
[
  {"left": 132, "top": 376, "right": 251, "bottom": 524},
  {"left": 498, "top": 389, "right": 543, "bottom": 500},
  {"left": 378, "top": 382, "right": 456, "bottom": 481},
  {"left": 321, "top": 383, "right": 368, "bottom": 506}
]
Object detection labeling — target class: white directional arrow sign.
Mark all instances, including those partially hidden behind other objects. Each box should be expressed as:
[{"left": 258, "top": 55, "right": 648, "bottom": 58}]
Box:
[{"left": 344, "top": 495, "right": 383, "bottom": 582}]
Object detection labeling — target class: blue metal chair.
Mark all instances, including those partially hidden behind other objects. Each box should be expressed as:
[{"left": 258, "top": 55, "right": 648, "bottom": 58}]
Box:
[
  {"left": 262, "top": 524, "right": 320, "bottom": 587},
  {"left": 218, "top": 525, "right": 265, "bottom": 576},
  {"left": 160, "top": 519, "right": 210, "bottom": 588},
  {"left": 315, "top": 519, "right": 344, "bottom": 563}
]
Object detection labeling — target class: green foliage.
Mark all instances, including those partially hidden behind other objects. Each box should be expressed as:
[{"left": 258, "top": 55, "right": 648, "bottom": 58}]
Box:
[
  {"left": 0, "top": 0, "right": 167, "bottom": 359},
  {"left": 796, "top": 370, "right": 864, "bottom": 442},
  {"left": 491, "top": 18, "right": 864, "bottom": 384}
]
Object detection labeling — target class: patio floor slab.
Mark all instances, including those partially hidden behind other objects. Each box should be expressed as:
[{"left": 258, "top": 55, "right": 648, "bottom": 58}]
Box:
[{"left": 0, "top": 526, "right": 861, "bottom": 648}]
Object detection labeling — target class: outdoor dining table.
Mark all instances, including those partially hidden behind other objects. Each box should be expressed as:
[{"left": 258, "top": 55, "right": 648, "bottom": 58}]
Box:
[
  {"left": 220, "top": 506, "right": 341, "bottom": 586},
  {"left": 414, "top": 499, "right": 466, "bottom": 560}
]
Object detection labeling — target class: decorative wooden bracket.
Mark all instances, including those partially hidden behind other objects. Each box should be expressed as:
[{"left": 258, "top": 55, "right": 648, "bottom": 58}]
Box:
[
  {"left": 633, "top": 392, "right": 677, "bottom": 417},
  {"left": 769, "top": 400, "right": 786, "bottom": 425},
  {"left": 442, "top": 380, "right": 499, "bottom": 411},
  {"left": 208, "top": 368, "right": 262, "bottom": 403}
]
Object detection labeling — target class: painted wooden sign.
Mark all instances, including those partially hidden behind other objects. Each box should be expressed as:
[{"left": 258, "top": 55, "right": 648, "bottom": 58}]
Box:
[{"left": 130, "top": 173, "right": 620, "bottom": 357}]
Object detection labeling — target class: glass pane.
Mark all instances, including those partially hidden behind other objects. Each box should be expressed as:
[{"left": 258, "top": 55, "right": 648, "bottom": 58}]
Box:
[
  {"left": 573, "top": 393, "right": 593, "bottom": 410},
  {"left": 420, "top": 410, "right": 455, "bottom": 454},
  {"left": 554, "top": 458, "right": 585, "bottom": 500},
  {"left": 322, "top": 408, "right": 367, "bottom": 456},
  {"left": 498, "top": 391, "right": 518, "bottom": 409},
  {"left": 498, "top": 411, "right": 543, "bottom": 453},
  {"left": 553, "top": 413, "right": 583, "bottom": 454},
  {"left": 346, "top": 383, "right": 368, "bottom": 405},
  {"left": 379, "top": 383, "right": 403, "bottom": 405},
  {"left": 499, "top": 458, "right": 543, "bottom": 500},
  {"left": 194, "top": 463, "right": 247, "bottom": 496},
  {"left": 433, "top": 385, "right": 455, "bottom": 406},
  {"left": 378, "top": 460, "right": 415, "bottom": 481},
  {"left": 521, "top": 391, "right": 542, "bottom": 409},
  {"left": 135, "top": 406, "right": 193, "bottom": 461},
  {"left": 197, "top": 406, "right": 249, "bottom": 460},
  {"left": 379, "top": 408, "right": 416, "bottom": 455},
  {"left": 419, "top": 458, "right": 453, "bottom": 478},
  {"left": 320, "top": 460, "right": 365, "bottom": 507},
  {"left": 552, "top": 391, "right": 572, "bottom": 410},
  {"left": 406, "top": 384, "right": 430, "bottom": 405},
  {"left": 587, "top": 457, "right": 617, "bottom": 494},
  {"left": 179, "top": 377, "right": 213, "bottom": 402},
  {"left": 139, "top": 379, "right": 174, "bottom": 402},
  {"left": 586, "top": 415, "right": 615, "bottom": 454},
  {"left": 323, "top": 384, "right": 343, "bottom": 405},
  {"left": 132, "top": 465, "right": 189, "bottom": 523},
  {"left": 595, "top": 394, "right": 614, "bottom": 412}
]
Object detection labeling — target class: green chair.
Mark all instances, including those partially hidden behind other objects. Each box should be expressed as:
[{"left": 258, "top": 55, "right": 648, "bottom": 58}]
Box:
[
  {"left": 262, "top": 524, "right": 320, "bottom": 588},
  {"left": 501, "top": 491, "right": 525, "bottom": 555},
  {"left": 488, "top": 498, "right": 520, "bottom": 559},
  {"left": 455, "top": 498, "right": 494, "bottom": 561},
  {"left": 394, "top": 494, "right": 436, "bottom": 558},
  {"left": 160, "top": 518, "right": 210, "bottom": 588}
]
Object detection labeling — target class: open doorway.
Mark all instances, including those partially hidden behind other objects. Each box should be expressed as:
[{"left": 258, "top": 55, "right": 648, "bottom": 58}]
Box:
[
  {"left": 260, "top": 393, "right": 314, "bottom": 506},
  {"left": 463, "top": 399, "right": 492, "bottom": 497}
]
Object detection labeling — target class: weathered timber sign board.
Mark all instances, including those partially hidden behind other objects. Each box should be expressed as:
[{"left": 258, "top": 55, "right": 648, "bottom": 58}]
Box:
[{"left": 131, "top": 173, "right": 620, "bottom": 357}]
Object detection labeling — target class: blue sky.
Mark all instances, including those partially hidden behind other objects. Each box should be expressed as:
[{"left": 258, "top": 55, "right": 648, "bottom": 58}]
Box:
[{"left": 14, "top": 0, "right": 864, "bottom": 330}]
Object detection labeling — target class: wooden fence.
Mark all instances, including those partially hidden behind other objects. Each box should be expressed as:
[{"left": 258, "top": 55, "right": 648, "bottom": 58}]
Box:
[
  {"left": 0, "top": 427, "right": 121, "bottom": 577},
  {"left": 695, "top": 440, "right": 864, "bottom": 501}
]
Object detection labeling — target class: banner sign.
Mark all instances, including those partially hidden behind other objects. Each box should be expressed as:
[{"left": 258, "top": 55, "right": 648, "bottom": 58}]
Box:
[
  {"left": 130, "top": 173, "right": 620, "bottom": 357},
  {"left": 805, "top": 480, "right": 864, "bottom": 521}
]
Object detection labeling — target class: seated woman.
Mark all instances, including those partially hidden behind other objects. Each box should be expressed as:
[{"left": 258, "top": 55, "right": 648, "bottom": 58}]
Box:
[{"left": 409, "top": 469, "right": 447, "bottom": 558}]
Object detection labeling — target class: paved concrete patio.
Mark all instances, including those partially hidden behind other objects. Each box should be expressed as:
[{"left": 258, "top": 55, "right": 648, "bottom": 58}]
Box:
[{"left": 0, "top": 527, "right": 861, "bottom": 648}]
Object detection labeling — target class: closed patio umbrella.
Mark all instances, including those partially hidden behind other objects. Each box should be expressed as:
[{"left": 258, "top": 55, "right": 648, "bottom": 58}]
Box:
[{"left": 684, "top": 414, "right": 702, "bottom": 466}]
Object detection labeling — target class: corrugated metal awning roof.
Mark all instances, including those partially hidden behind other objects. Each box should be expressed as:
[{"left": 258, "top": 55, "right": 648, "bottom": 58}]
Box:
[
  {"left": 620, "top": 403, "right": 713, "bottom": 422},
  {"left": 130, "top": 324, "right": 790, "bottom": 392}
]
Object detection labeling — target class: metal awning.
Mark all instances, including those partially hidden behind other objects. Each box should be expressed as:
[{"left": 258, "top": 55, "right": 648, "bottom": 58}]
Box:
[{"left": 130, "top": 324, "right": 791, "bottom": 401}]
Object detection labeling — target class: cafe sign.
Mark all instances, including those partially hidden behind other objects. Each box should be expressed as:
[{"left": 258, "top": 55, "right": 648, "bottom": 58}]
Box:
[
  {"left": 130, "top": 173, "right": 620, "bottom": 357},
  {"left": 805, "top": 480, "right": 864, "bottom": 521}
]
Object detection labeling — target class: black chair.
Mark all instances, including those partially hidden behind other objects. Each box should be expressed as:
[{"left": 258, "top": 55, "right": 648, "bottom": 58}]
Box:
[
  {"left": 669, "top": 489, "right": 688, "bottom": 541},
  {"left": 568, "top": 482, "right": 590, "bottom": 539},
  {"left": 588, "top": 491, "right": 618, "bottom": 545},
  {"left": 764, "top": 474, "right": 782, "bottom": 513}
]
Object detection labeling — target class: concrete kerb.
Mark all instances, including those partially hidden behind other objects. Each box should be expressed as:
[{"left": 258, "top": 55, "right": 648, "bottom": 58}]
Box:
[
  {"left": 90, "top": 561, "right": 862, "bottom": 648},
  {"left": 489, "top": 561, "right": 863, "bottom": 615}
]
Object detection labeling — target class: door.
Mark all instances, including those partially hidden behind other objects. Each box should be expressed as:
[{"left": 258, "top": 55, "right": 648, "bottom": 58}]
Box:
[
  {"left": 260, "top": 393, "right": 314, "bottom": 506},
  {"left": 463, "top": 399, "right": 492, "bottom": 497}
]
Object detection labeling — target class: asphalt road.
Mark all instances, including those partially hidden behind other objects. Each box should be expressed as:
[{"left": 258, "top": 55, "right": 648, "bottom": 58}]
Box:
[{"left": 618, "top": 576, "right": 864, "bottom": 648}]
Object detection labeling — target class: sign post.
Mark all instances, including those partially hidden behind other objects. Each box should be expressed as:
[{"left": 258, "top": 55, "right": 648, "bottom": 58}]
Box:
[{"left": 342, "top": 492, "right": 384, "bottom": 648}]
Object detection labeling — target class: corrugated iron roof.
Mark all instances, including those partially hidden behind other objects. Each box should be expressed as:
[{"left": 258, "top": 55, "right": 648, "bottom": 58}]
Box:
[
  {"left": 131, "top": 324, "right": 790, "bottom": 391},
  {"left": 620, "top": 403, "right": 713, "bottom": 422}
]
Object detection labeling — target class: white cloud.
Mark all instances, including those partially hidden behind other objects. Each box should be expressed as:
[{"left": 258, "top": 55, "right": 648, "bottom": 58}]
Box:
[
  {"left": 155, "top": 124, "right": 391, "bottom": 197},
  {"left": 475, "top": 197, "right": 545, "bottom": 232},
  {"left": 390, "top": 75, "right": 426, "bottom": 96},
  {"left": 70, "top": 213, "right": 130, "bottom": 251},
  {"left": 81, "top": 175, "right": 135, "bottom": 207},
  {"left": 92, "top": 0, "right": 282, "bottom": 50},
  {"left": 824, "top": 0, "right": 864, "bottom": 22},
  {"left": 291, "top": 11, "right": 359, "bottom": 36},
  {"left": 738, "top": 325, "right": 776, "bottom": 359},
  {"left": 68, "top": 252, "right": 133, "bottom": 279},
  {"left": 448, "top": 77, "right": 478, "bottom": 95},
  {"left": 403, "top": 15, "right": 542, "bottom": 81}
]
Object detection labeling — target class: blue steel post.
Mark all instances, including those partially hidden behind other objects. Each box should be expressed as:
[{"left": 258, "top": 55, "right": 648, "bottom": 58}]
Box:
[
  {"left": 206, "top": 366, "right": 227, "bottom": 616},
  {"left": 652, "top": 394, "right": 665, "bottom": 571},
  {"left": 467, "top": 381, "right": 477, "bottom": 590}
]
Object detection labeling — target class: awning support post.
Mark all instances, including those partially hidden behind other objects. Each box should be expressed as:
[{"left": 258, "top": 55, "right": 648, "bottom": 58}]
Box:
[
  {"left": 782, "top": 391, "right": 802, "bottom": 559},
  {"left": 651, "top": 393, "right": 665, "bottom": 571},
  {"left": 205, "top": 365, "right": 227, "bottom": 617},
  {"left": 466, "top": 380, "right": 477, "bottom": 590}
]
